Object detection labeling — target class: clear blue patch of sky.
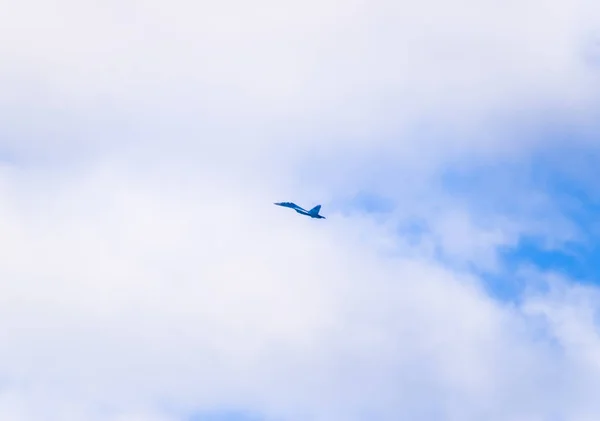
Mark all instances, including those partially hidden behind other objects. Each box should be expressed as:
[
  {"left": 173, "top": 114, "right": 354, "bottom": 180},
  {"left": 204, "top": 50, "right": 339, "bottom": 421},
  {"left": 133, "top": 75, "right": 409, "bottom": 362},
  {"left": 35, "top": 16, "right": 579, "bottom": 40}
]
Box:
[
  {"left": 503, "top": 151, "right": 600, "bottom": 279},
  {"left": 328, "top": 147, "right": 600, "bottom": 298},
  {"left": 441, "top": 143, "right": 600, "bottom": 299}
]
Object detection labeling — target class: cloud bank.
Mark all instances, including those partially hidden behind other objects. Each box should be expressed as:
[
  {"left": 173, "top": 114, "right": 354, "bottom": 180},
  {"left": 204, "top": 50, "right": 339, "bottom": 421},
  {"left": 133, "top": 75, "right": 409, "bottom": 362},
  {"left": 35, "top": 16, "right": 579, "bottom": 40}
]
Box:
[{"left": 1, "top": 0, "right": 600, "bottom": 420}]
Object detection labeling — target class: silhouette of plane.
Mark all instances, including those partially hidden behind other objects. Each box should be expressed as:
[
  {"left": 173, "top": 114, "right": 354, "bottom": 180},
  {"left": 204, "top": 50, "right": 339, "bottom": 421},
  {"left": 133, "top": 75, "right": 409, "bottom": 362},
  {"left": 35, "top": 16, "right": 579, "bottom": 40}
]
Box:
[{"left": 274, "top": 202, "right": 326, "bottom": 219}]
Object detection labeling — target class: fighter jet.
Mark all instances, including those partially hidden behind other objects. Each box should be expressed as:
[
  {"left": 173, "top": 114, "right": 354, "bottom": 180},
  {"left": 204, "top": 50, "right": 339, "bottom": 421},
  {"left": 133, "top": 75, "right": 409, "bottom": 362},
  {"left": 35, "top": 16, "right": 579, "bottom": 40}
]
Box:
[{"left": 274, "top": 202, "right": 326, "bottom": 219}]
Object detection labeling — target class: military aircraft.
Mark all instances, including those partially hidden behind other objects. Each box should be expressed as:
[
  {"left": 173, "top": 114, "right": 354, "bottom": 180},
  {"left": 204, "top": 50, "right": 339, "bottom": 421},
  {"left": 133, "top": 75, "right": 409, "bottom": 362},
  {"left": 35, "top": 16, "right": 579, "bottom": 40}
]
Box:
[{"left": 274, "top": 202, "right": 326, "bottom": 219}]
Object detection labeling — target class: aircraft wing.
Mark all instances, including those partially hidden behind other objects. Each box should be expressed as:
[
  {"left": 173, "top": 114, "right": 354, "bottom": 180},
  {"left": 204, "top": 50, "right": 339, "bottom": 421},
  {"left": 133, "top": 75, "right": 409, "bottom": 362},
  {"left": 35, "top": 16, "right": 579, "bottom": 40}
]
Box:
[{"left": 274, "top": 202, "right": 308, "bottom": 212}]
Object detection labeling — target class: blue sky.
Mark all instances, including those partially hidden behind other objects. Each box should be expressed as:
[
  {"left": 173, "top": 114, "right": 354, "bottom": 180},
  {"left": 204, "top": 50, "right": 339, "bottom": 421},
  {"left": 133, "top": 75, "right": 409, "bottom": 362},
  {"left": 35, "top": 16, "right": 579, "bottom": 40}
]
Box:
[
  {"left": 331, "top": 142, "right": 600, "bottom": 302},
  {"left": 1, "top": 0, "right": 600, "bottom": 420}
]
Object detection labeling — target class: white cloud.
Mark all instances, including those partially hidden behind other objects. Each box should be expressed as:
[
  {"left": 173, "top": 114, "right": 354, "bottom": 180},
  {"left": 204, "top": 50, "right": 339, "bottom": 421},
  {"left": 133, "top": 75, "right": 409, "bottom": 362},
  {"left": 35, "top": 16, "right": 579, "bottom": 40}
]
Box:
[
  {"left": 1, "top": 0, "right": 600, "bottom": 420},
  {"left": 1, "top": 0, "right": 599, "bottom": 161},
  {"left": 0, "top": 161, "right": 598, "bottom": 421}
]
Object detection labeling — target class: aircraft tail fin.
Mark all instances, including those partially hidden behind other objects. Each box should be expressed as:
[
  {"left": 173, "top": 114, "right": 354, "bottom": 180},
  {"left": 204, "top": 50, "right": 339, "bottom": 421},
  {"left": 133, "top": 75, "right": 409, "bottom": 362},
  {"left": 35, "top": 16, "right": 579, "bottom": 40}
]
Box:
[{"left": 308, "top": 205, "right": 321, "bottom": 216}]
